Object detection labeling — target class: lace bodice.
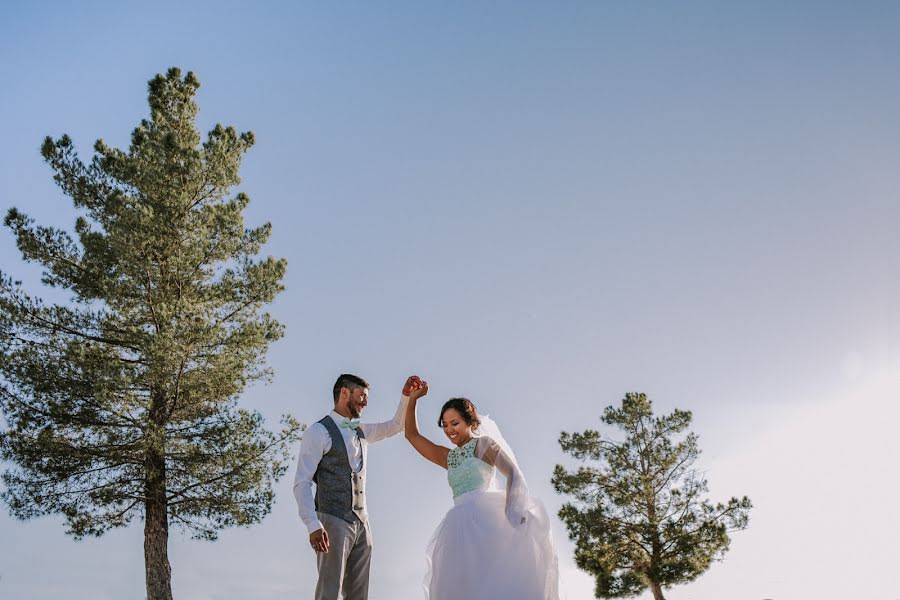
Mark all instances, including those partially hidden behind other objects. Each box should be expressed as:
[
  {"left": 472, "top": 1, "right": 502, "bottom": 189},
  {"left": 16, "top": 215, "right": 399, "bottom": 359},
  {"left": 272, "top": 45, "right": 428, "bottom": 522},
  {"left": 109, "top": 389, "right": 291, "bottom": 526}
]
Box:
[{"left": 447, "top": 438, "right": 495, "bottom": 498}]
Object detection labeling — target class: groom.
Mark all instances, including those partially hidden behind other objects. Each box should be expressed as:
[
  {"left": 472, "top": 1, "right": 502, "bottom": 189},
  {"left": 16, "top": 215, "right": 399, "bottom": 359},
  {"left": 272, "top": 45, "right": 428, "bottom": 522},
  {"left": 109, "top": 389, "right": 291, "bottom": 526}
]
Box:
[{"left": 293, "top": 373, "right": 420, "bottom": 600}]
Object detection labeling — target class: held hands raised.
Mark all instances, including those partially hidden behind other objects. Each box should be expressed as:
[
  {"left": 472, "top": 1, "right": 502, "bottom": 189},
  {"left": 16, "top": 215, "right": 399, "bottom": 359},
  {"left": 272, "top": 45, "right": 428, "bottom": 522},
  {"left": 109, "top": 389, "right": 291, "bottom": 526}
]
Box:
[
  {"left": 402, "top": 374, "right": 428, "bottom": 400},
  {"left": 402, "top": 375, "right": 424, "bottom": 397},
  {"left": 408, "top": 377, "right": 428, "bottom": 401}
]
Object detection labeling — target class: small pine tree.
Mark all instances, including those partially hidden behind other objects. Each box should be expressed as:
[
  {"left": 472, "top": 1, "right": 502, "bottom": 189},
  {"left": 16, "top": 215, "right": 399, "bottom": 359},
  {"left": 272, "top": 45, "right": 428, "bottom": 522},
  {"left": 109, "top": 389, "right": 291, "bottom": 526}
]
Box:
[{"left": 553, "top": 393, "right": 751, "bottom": 600}]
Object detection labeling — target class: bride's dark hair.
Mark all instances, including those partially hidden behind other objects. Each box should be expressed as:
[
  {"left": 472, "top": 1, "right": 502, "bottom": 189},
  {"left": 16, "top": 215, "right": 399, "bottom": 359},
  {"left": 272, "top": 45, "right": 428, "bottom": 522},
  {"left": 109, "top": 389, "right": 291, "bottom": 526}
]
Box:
[{"left": 438, "top": 397, "right": 481, "bottom": 430}]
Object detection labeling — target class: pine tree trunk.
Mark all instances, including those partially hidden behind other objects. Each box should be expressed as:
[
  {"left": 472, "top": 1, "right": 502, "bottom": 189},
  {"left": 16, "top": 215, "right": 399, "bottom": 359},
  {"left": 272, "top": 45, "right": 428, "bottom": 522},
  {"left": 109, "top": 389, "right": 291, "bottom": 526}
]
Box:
[
  {"left": 650, "top": 582, "right": 666, "bottom": 600},
  {"left": 144, "top": 395, "right": 172, "bottom": 600},
  {"left": 144, "top": 491, "right": 173, "bottom": 600}
]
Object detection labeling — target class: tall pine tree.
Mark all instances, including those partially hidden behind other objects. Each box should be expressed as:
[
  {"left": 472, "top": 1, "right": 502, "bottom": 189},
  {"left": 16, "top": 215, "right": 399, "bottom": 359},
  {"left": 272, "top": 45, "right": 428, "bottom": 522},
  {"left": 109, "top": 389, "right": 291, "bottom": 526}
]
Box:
[
  {"left": 0, "top": 68, "right": 301, "bottom": 600},
  {"left": 553, "top": 393, "right": 751, "bottom": 600}
]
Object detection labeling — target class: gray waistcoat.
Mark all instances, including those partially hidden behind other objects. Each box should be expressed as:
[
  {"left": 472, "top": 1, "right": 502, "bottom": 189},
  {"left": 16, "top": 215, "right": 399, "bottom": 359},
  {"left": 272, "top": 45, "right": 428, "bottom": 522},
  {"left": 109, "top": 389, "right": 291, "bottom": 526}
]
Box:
[{"left": 314, "top": 416, "right": 368, "bottom": 525}]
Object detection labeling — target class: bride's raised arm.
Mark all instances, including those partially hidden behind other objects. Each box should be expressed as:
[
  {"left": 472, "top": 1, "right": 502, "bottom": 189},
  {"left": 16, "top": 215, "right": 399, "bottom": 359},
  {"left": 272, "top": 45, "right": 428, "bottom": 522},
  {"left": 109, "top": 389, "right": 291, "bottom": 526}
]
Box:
[{"left": 404, "top": 382, "right": 450, "bottom": 469}]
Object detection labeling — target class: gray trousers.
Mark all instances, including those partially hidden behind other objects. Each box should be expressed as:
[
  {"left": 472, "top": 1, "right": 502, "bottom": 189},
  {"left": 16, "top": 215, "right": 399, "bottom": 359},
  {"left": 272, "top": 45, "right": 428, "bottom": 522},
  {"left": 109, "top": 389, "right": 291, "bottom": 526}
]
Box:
[{"left": 315, "top": 511, "right": 372, "bottom": 600}]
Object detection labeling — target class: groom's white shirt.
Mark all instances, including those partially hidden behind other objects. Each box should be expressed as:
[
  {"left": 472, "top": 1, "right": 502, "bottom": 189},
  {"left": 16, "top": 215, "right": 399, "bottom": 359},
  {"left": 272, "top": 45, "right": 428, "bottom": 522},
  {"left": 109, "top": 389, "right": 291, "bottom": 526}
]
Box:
[{"left": 293, "top": 395, "right": 409, "bottom": 534}]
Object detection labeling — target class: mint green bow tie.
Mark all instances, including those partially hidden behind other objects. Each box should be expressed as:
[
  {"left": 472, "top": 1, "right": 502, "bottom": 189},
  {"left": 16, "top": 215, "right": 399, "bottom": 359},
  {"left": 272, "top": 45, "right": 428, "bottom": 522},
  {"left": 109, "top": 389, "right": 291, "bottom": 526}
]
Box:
[{"left": 339, "top": 417, "right": 361, "bottom": 430}]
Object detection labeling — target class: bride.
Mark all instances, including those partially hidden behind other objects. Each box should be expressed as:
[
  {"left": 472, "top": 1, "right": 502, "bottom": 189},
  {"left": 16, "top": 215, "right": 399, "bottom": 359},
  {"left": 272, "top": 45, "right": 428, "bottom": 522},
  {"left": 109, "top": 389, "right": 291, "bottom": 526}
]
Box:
[{"left": 404, "top": 379, "right": 559, "bottom": 600}]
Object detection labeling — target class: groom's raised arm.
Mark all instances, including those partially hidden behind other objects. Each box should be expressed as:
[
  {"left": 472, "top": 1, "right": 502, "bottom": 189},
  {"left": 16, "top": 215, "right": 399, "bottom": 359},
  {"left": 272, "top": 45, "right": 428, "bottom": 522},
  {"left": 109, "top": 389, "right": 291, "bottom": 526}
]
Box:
[
  {"left": 359, "top": 393, "right": 409, "bottom": 444},
  {"left": 358, "top": 375, "right": 419, "bottom": 444}
]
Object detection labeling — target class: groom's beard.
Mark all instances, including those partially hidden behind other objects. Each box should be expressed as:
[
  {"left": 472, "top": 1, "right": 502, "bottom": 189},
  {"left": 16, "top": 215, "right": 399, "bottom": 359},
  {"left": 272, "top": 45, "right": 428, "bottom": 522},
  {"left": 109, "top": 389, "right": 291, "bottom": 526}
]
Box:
[{"left": 348, "top": 402, "right": 362, "bottom": 419}]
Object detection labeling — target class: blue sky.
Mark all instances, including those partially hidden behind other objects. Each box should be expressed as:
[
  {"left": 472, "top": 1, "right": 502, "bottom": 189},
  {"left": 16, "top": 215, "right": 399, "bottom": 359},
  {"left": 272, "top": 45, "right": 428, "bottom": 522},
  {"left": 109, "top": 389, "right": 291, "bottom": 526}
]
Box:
[{"left": 1, "top": 2, "right": 899, "bottom": 599}]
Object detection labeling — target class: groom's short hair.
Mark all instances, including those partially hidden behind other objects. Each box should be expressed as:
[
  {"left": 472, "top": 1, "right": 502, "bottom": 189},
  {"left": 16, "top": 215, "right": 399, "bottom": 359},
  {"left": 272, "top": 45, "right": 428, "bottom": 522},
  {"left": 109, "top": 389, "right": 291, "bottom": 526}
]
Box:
[{"left": 333, "top": 373, "right": 369, "bottom": 403}]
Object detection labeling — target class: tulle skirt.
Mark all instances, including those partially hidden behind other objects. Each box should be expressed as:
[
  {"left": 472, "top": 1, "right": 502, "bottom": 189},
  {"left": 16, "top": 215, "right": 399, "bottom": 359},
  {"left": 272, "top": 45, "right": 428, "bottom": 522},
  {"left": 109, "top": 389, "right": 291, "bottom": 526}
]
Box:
[{"left": 424, "top": 489, "right": 559, "bottom": 600}]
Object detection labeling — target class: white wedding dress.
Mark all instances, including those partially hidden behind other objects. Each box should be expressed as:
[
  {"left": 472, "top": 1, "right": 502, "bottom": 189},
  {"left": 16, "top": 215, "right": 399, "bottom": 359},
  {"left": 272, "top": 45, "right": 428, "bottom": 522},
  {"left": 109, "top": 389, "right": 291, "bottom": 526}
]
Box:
[{"left": 423, "top": 425, "right": 560, "bottom": 600}]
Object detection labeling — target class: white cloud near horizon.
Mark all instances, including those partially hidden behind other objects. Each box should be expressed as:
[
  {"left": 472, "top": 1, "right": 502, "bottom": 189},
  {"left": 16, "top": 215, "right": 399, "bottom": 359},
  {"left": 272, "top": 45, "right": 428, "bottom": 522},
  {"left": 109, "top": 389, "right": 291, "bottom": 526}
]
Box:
[{"left": 654, "top": 356, "right": 900, "bottom": 600}]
